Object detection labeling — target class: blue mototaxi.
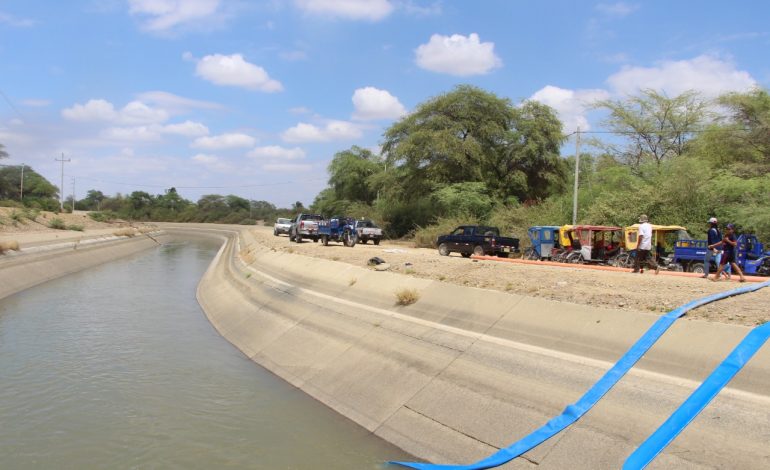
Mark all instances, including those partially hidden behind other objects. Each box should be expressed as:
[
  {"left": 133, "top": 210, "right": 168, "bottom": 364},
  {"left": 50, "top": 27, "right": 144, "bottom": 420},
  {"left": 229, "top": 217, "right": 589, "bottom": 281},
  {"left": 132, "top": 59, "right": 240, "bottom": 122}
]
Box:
[{"left": 525, "top": 225, "right": 562, "bottom": 260}]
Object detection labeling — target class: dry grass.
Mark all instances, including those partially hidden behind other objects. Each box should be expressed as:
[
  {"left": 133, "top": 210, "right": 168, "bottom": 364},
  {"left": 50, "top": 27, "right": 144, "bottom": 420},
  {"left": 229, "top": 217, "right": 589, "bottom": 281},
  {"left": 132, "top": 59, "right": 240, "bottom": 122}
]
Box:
[
  {"left": 0, "top": 240, "right": 20, "bottom": 254},
  {"left": 349, "top": 277, "right": 357, "bottom": 286},
  {"left": 395, "top": 288, "right": 420, "bottom": 306},
  {"left": 113, "top": 228, "right": 137, "bottom": 237}
]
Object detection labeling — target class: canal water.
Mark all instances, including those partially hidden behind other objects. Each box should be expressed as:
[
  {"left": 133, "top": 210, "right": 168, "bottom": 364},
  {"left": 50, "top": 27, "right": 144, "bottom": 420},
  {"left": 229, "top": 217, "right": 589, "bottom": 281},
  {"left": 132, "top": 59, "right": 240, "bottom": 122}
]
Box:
[{"left": 0, "top": 239, "right": 411, "bottom": 469}]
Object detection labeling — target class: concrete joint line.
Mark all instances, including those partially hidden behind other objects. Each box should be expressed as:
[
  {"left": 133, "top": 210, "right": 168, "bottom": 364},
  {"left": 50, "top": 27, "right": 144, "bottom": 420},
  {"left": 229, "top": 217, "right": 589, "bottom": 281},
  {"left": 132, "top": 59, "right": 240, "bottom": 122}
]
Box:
[{"left": 219, "top": 231, "right": 770, "bottom": 406}]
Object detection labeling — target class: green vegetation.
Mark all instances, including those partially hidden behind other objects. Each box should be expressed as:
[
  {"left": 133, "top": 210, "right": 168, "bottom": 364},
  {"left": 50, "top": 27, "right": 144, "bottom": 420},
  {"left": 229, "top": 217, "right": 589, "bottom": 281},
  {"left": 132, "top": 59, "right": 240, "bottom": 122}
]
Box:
[
  {"left": 66, "top": 224, "right": 84, "bottom": 231},
  {"left": 311, "top": 85, "right": 770, "bottom": 243},
  {"left": 48, "top": 218, "right": 66, "bottom": 230}
]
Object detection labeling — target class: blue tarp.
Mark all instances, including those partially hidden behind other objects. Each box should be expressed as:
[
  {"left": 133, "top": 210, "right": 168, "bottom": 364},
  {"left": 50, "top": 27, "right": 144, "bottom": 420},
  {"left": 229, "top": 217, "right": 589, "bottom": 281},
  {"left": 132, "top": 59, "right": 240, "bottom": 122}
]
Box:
[
  {"left": 623, "top": 320, "right": 770, "bottom": 469},
  {"left": 389, "top": 280, "right": 770, "bottom": 470}
]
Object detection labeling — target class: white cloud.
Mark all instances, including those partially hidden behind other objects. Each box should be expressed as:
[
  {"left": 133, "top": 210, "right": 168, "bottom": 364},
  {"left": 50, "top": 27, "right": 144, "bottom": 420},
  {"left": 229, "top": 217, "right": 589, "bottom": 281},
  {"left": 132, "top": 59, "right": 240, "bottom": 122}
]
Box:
[
  {"left": 161, "top": 120, "right": 210, "bottom": 137},
  {"left": 128, "top": 0, "right": 223, "bottom": 32},
  {"left": 399, "top": 0, "right": 442, "bottom": 16},
  {"left": 194, "top": 53, "right": 283, "bottom": 92},
  {"left": 352, "top": 87, "right": 407, "bottom": 120},
  {"left": 289, "top": 106, "right": 312, "bottom": 115},
  {"left": 248, "top": 145, "right": 306, "bottom": 160},
  {"left": 281, "top": 120, "right": 362, "bottom": 143},
  {"left": 529, "top": 86, "right": 610, "bottom": 132},
  {"left": 595, "top": 2, "right": 639, "bottom": 17},
  {"left": 61, "top": 99, "right": 169, "bottom": 125},
  {"left": 0, "top": 11, "right": 35, "bottom": 27},
  {"left": 294, "top": 0, "right": 394, "bottom": 21},
  {"left": 607, "top": 55, "right": 757, "bottom": 97},
  {"left": 191, "top": 132, "right": 256, "bottom": 150},
  {"left": 262, "top": 163, "right": 313, "bottom": 172},
  {"left": 21, "top": 99, "right": 51, "bottom": 107},
  {"left": 191, "top": 153, "right": 232, "bottom": 172},
  {"left": 415, "top": 33, "right": 501, "bottom": 76},
  {"left": 279, "top": 50, "right": 308, "bottom": 61},
  {"left": 136, "top": 91, "right": 223, "bottom": 112},
  {"left": 101, "top": 126, "right": 163, "bottom": 142}
]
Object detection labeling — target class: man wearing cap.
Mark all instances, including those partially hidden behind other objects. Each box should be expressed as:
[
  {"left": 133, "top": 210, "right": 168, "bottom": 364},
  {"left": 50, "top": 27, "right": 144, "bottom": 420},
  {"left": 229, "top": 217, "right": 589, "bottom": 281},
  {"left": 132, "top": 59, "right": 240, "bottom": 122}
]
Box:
[
  {"left": 703, "top": 217, "right": 724, "bottom": 279},
  {"left": 633, "top": 214, "right": 659, "bottom": 274}
]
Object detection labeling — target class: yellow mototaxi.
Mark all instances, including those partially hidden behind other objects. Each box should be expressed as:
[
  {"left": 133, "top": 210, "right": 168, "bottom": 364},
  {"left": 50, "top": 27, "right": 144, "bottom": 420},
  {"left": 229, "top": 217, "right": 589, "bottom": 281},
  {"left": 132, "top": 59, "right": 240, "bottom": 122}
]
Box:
[
  {"left": 551, "top": 224, "right": 574, "bottom": 261},
  {"left": 617, "top": 224, "right": 691, "bottom": 267}
]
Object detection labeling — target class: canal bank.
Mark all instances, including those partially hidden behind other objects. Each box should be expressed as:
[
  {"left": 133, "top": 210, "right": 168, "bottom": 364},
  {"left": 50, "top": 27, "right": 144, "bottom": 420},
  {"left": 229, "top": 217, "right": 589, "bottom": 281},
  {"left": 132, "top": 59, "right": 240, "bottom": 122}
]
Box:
[{"left": 192, "top": 225, "right": 770, "bottom": 469}]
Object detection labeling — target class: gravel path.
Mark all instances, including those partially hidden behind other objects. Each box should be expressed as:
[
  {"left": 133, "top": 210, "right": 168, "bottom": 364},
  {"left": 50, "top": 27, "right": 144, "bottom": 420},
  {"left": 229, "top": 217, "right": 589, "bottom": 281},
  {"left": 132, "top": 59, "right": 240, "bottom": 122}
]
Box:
[{"left": 250, "top": 225, "right": 770, "bottom": 327}]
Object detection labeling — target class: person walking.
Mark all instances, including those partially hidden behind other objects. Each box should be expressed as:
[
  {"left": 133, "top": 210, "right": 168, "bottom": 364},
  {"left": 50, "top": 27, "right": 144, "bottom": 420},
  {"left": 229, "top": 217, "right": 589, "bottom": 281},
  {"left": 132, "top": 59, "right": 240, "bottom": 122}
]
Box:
[
  {"left": 632, "top": 214, "right": 659, "bottom": 274},
  {"left": 711, "top": 224, "right": 746, "bottom": 282},
  {"left": 703, "top": 217, "right": 726, "bottom": 279}
]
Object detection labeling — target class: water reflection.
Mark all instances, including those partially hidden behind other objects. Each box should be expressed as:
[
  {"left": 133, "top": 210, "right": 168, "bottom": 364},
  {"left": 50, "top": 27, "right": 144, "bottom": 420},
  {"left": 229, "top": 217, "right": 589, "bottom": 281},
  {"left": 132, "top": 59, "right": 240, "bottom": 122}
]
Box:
[{"left": 0, "top": 239, "right": 409, "bottom": 469}]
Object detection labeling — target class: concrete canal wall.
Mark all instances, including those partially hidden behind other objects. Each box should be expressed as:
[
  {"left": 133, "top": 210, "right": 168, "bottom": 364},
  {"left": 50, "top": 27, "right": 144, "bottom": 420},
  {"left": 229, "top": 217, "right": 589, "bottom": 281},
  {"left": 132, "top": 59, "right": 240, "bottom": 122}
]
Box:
[
  {"left": 0, "top": 232, "right": 168, "bottom": 301},
  {"left": 194, "top": 226, "right": 770, "bottom": 470}
]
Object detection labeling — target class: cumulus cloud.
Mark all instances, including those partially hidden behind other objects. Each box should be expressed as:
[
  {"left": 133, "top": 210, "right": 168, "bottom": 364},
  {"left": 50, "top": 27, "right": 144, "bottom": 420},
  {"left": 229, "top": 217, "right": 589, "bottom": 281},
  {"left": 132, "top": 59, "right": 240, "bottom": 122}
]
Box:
[
  {"left": 529, "top": 86, "right": 610, "bottom": 132},
  {"left": 248, "top": 145, "right": 306, "bottom": 160},
  {"left": 136, "top": 91, "right": 223, "bottom": 112},
  {"left": 595, "top": 2, "right": 639, "bottom": 17},
  {"left": 0, "top": 11, "right": 35, "bottom": 27},
  {"left": 194, "top": 53, "right": 283, "bottom": 92},
  {"left": 161, "top": 120, "right": 210, "bottom": 137},
  {"left": 606, "top": 55, "right": 756, "bottom": 97},
  {"left": 281, "top": 120, "right": 362, "bottom": 143},
  {"left": 101, "top": 126, "right": 163, "bottom": 142},
  {"left": 294, "top": 0, "right": 394, "bottom": 21},
  {"left": 191, "top": 153, "right": 232, "bottom": 172},
  {"left": 352, "top": 87, "right": 407, "bottom": 120},
  {"left": 415, "top": 33, "right": 501, "bottom": 76},
  {"left": 191, "top": 132, "right": 256, "bottom": 150},
  {"left": 128, "top": 0, "right": 224, "bottom": 32},
  {"left": 62, "top": 99, "right": 169, "bottom": 125}
]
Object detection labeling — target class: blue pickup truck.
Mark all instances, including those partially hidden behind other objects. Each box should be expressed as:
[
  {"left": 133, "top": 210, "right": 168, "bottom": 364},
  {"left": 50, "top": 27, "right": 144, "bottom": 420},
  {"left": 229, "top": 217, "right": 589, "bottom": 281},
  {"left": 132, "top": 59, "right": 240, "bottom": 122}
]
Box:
[
  {"left": 670, "top": 234, "right": 770, "bottom": 276},
  {"left": 436, "top": 225, "right": 520, "bottom": 258}
]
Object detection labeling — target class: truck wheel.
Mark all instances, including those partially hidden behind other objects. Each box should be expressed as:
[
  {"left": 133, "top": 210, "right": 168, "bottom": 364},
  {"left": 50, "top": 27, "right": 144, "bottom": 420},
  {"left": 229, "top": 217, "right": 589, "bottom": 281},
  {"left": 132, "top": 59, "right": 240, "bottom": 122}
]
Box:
[
  {"left": 473, "top": 245, "right": 485, "bottom": 257},
  {"left": 322, "top": 235, "right": 329, "bottom": 246},
  {"left": 289, "top": 232, "right": 295, "bottom": 242},
  {"left": 296, "top": 234, "right": 303, "bottom": 243},
  {"left": 360, "top": 238, "right": 367, "bottom": 244},
  {"left": 461, "top": 253, "right": 471, "bottom": 258},
  {"left": 274, "top": 229, "right": 278, "bottom": 236},
  {"left": 343, "top": 231, "right": 356, "bottom": 247},
  {"left": 498, "top": 253, "right": 509, "bottom": 258},
  {"left": 689, "top": 262, "right": 705, "bottom": 274},
  {"left": 313, "top": 237, "right": 318, "bottom": 243},
  {"left": 373, "top": 239, "right": 380, "bottom": 246},
  {"left": 438, "top": 243, "right": 449, "bottom": 256}
]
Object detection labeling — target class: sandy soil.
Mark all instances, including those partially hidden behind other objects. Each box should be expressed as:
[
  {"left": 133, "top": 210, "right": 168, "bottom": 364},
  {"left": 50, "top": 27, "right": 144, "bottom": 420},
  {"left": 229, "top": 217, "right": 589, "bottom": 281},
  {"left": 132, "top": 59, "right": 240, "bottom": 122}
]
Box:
[{"left": 248, "top": 225, "right": 770, "bottom": 328}]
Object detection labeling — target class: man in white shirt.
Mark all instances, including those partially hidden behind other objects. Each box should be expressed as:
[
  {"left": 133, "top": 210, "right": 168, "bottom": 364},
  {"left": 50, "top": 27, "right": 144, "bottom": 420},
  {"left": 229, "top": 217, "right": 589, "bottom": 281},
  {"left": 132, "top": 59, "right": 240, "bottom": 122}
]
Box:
[{"left": 632, "top": 214, "right": 660, "bottom": 274}]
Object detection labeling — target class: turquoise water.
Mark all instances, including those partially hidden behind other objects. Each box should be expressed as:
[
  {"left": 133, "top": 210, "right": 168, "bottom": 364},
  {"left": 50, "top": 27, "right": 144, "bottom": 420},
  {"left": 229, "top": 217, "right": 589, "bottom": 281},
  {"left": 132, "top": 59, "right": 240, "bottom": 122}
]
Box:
[{"left": 0, "top": 239, "right": 409, "bottom": 469}]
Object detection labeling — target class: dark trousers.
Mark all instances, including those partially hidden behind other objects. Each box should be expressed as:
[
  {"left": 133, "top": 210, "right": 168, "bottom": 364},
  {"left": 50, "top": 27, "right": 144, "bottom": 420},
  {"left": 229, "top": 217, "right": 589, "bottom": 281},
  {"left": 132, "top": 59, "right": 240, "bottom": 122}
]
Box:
[{"left": 633, "top": 249, "right": 658, "bottom": 272}]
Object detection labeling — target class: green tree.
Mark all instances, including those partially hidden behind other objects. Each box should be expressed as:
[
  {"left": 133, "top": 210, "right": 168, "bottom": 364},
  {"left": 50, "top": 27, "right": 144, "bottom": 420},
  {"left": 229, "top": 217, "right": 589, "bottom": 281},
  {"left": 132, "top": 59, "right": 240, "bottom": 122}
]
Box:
[
  {"left": 382, "top": 85, "right": 566, "bottom": 202},
  {"left": 327, "top": 146, "right": 381, "bottom": 204},
  {"left": 593, "top": 89, "right": 710, "bottom": 171}
]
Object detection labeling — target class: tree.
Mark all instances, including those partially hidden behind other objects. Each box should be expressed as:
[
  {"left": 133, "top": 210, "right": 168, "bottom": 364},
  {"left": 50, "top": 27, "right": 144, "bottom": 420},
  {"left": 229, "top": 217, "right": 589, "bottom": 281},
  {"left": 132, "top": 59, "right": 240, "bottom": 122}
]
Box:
[
  {"left": 327, "top": 146, "right": 381, "bottom": 204},
  {"left": 593, "top": 89, "right": 710, "bottom": 171},
  {"left": 382, "top": 85, "right": 566, "bottom": 202},
  {"left": 0, "top": 165, "right": 57, "bottom": 205},
  {"left": 83, "top": 189, "right": 106, "bottom": 210},
  {"left": 0, "top": 143, "right": 8, "bottom": 160},
  {"left": 717, "top": 88, "right": 770, "bottom": 166}
]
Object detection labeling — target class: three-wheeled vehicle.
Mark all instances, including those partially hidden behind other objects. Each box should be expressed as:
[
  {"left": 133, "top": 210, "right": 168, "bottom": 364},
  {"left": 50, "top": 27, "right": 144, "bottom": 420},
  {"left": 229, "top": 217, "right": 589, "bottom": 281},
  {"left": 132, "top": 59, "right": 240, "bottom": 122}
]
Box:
[
  {"left": 613, "top": 224, "right": 690, "bottom": 269},
  {"left": 524, "top": 226, "right": 562, "bottom": 260},
  {"left": 318, "top": 216, "right": 357, "bottom": 247},
  {"left": 551, "top": 224, "right": 574, "bottom": 262},
  {"left": 562, "top": 225, "right": 623, "bottom": 264}
]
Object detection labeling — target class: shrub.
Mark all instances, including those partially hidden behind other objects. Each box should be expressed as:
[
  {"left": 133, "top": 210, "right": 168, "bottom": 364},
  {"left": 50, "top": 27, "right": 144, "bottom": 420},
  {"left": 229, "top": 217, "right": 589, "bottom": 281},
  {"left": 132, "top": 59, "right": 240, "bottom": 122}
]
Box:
[
  {"left": 0, "top": 200, "right": 24, "bottom": 208},
  {"left": 10, "top": 210, "right": 24, "bottom": 222},
  {"left": 48, "top": 218, "right": 66, "bottom": 230},
  {"left": 67, "top": 224, "right": 84, "bottom": 231},
  {"left": 89, "top": 211, "right": 116, "bottom": 223},
  {"left": 395, "top": 288, "right": 420, "bottom": 306},
  {"left": 0, "top": 240, "right": 20, "bottom": 254},
  {"left": 113, "top": 228, "right": 137, "bottom": 237},
  {"left": 238, "top": 218, "right": 257, "bottom": 225}
]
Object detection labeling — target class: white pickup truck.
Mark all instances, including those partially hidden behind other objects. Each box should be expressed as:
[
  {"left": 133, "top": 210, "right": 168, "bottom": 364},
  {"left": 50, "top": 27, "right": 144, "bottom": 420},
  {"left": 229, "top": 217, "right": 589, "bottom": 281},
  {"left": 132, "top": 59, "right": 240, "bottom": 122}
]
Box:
[
  {"left": 354, "top": 219, "right": 383, "bottom": 245},
  {"left": 290, "top": 213, "right": 323, "bottom": 243}
]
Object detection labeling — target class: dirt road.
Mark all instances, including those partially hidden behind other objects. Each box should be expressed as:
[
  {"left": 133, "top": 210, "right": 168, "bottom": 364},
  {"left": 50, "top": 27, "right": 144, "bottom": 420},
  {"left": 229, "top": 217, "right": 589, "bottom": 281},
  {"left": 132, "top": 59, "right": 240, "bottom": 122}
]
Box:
[{"left": 249, "top": 224, "right": 769, "bottom": 327}]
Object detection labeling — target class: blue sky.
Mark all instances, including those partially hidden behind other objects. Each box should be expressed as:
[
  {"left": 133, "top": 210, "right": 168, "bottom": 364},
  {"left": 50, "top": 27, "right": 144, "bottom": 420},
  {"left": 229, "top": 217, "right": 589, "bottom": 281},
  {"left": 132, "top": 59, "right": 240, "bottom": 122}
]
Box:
[{"left": 1, "top": 1, "right": 768, "bottom": 207}]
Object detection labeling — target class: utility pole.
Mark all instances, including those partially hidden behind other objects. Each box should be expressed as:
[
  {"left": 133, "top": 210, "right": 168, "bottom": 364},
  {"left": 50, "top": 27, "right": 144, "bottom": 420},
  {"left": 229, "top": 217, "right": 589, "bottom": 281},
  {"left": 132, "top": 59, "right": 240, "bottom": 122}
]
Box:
[
  {"left": 572, "top": 127, "right": 581, "bottom": 225},
  {"left": 19, "top": 164, "right": 24, "bottom": 202},
  {"left": 55, "top": 153, "right": 70, "bottom": 212},
  {"left": 71, "top": 177, "right": 76, "bottom": 212}
]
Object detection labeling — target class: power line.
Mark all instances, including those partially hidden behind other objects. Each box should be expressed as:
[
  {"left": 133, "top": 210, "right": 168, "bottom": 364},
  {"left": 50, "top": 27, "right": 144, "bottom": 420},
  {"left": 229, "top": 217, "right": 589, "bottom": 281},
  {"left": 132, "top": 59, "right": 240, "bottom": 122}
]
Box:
[{"left": 0, "top": 89, "right": 25, "bottom": 121}]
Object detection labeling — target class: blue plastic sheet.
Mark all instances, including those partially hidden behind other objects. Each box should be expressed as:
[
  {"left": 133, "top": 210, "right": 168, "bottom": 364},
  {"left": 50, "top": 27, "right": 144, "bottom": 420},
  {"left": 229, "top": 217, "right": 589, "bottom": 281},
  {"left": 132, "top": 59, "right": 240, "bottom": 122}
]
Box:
[
  {"left": 623, "top": 320, "right": 770, "bottom": 470},
  {"left": 389, "top": 280, "right": 770, "bottom": 470}
]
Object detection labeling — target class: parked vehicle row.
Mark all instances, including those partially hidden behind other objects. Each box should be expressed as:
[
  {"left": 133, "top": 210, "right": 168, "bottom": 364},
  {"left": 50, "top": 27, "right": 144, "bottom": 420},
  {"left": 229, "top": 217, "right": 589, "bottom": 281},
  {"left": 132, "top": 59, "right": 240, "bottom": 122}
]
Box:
[
  {"left": 436, "top": 225, "right": 520, "bottom": 258},
  {"left": 274, "top": 214, "right": 384, "bottom": 249}
]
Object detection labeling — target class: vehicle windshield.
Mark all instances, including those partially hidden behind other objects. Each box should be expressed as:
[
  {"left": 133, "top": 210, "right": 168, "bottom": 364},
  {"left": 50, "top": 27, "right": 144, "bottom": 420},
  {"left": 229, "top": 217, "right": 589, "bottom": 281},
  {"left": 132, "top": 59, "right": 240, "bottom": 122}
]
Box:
[
  {"left": 358, "top": 220, "right": 378, "bottom": 228},
  {"left": 300, "top": 214, "right": 323, "bottom": 221},
  {"left": 479, "top": 226, "right": 500, "bottom": 236},
  {"left": 277, "top": 218, "right": 291, "bottom": 224}
]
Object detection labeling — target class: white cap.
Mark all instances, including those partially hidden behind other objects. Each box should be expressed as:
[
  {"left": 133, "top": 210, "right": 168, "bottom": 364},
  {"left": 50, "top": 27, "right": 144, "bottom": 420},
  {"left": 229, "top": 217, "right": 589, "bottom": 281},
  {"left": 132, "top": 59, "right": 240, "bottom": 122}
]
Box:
[{"left": 708, "top": 217, "right": 718, "bottom": 224}]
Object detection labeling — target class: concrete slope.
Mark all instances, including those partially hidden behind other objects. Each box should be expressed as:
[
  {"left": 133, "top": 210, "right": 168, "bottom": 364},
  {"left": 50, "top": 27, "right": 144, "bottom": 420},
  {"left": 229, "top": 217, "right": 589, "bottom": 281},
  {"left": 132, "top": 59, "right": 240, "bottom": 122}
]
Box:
[{"left": 193, "top": 226, "right": 770, "bottom": 470}]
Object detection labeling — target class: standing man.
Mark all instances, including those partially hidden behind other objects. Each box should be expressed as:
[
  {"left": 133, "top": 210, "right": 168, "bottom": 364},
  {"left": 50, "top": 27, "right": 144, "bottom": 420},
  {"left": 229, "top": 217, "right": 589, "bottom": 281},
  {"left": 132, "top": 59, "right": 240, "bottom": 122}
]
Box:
[
  {"left": 711, "top": 224, "right": 746, "bottom": 282},
  {"left": 632, "top": 214, "right": 659, "bottom": 274},
  {"left": 703, "top": 217, "right": 724, "bottom": 279}
]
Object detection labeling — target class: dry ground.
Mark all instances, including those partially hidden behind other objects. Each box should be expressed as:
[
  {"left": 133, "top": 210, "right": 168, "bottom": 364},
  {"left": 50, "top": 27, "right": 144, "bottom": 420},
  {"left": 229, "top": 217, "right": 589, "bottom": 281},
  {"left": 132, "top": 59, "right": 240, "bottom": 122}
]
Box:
[{"left": 249, "top": 224, "right": 769, "bottom": 327}]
